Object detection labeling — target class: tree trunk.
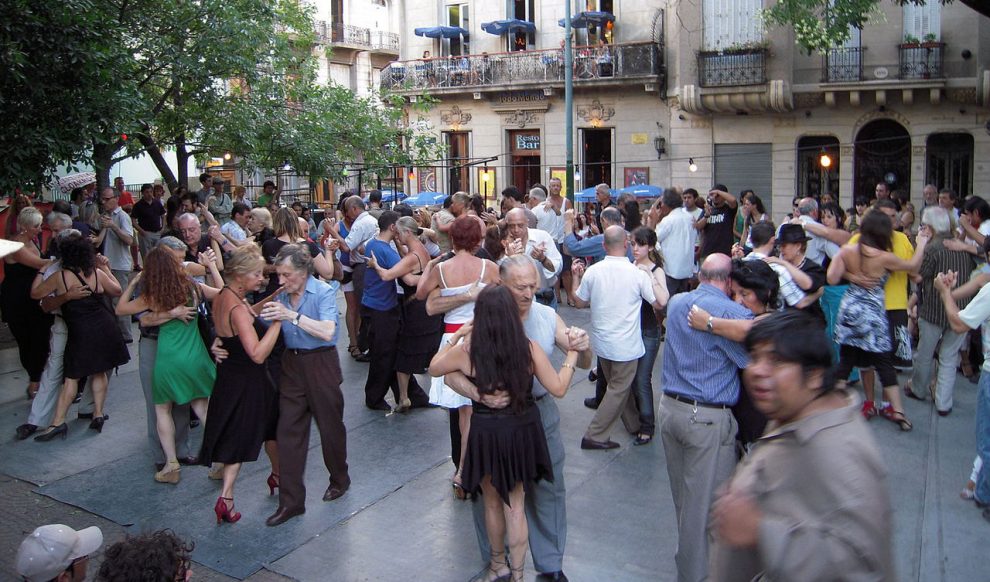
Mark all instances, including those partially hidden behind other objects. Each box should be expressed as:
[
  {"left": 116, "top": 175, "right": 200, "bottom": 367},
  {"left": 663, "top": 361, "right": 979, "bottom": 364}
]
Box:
[
  {"left": 91, "top": 140, "right": 120, "bottom": 193},
  {"left": 176, "top": 133, "right": 191, "bottom": 191},
  {"left": 136, "top": 131, "right": 178, "bottom": 192}
]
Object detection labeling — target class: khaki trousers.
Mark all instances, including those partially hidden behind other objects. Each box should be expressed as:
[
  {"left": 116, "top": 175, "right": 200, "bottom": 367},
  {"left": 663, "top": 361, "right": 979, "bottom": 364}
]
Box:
[{"left": 584, "top": 357, "right": 639, "bottom": 442}]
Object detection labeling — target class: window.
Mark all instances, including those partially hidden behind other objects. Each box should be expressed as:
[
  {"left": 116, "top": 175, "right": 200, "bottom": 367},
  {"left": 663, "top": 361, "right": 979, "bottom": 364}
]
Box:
[
  {"left": 444, "top": 3, "right": 470, "bottom": 56},
  {"left": 927, "top": 133, "right": 973, "bottom": 198},
  {"left": 796, "top": 136, "right": 839, "bottom": 200},
  {"left": 702, "top": 0, "right": 762, "bottom": 51},
  {"left": 904, "top": 2, "right": 940, "bottom": 41},
  {"left": 509, "top": 0, "right": 535, "bottom": 51},
  {"left": 577, "top": 0, "right": 614, "bottom": 46}
]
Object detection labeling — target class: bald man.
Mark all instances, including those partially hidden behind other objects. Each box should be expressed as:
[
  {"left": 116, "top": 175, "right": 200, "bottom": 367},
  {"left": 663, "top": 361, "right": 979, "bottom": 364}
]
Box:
[
  {"left": 659, "top": 253, "right": 752, "bottom": 582},
  {"left": 571, "top": 226, "right": 665, "bottom": 449}
]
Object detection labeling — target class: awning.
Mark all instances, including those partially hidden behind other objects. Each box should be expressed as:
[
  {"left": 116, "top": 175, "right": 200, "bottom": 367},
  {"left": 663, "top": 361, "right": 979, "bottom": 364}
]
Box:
[
  {"left": 557, "top": 11, "right": 615, "bottom": 29},
  {"left": 481, "top": 19, "right": 536, "bottom": 36},
  {"left": 414, "top": 26, "right": 469, "bottom": 39},
  {"left": 618, "top": 185, "right": 663, "bottom": 199}
]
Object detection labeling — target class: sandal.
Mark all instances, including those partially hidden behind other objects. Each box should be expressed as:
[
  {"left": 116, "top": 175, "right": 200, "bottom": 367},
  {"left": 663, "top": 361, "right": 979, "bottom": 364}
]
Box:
[
  {"left": 880, "top": 406, "right": 912, "bottom": 431},
  {"left": 452, "top": 472, "right": 468, "bottom": 500},
  {"left": 485, "top": 550, "right": 510, "bottom": 582},
  {"left": 348, "top": 345, "right": 361, "bottom": 359},
  {"left": 633, "top": 433, "right": 653, "bottom": 446}
]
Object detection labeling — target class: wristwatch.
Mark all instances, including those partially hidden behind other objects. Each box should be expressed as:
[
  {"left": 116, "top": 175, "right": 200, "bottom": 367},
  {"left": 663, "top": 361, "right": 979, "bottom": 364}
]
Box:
[
  {"left": 706, "top": 316, "right": 714, "bottom": 332},
  {"left": 292, "top": 312, "right": 301, "bottom": 326}
]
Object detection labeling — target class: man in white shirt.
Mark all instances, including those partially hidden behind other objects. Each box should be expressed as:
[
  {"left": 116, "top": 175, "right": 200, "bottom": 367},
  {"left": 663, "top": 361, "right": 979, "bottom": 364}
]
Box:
[
  {"left": 572, "top": 226, "right": 665, "bottom": 449},
  {"left": 97, "top": 187, "right": 135, "bottom": 342},
  {"left": 656, "top": 190, "right": 698, "bottom": 296},
  {"left": 220, "top": 203, "right": 251, "bottom": 246},
  {"left": 789, "top": 197, "right": 828, "bottom": 266},
  {"left": 505, "top": 208, "right": 562, "bottom": 308}
]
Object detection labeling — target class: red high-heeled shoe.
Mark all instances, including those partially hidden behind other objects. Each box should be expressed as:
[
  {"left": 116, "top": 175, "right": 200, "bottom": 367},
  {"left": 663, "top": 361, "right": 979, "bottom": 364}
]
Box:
[
  {"left": 267, "top": 472, "right": 280, "bottom": 496},
  {"left": 214, "top": 496, "right": 241, "bottom": 525}
]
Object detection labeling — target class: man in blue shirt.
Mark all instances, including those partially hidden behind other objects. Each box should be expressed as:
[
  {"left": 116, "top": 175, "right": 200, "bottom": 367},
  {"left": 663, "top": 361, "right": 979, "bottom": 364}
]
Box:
[
  {"left": 659, "top": 253, "right": 751, "bottom": 582},
  {"left": 261, "top": 243, "right": 349, "bottom": 526},
  {"left": 362, "top": 211, "right": 405, "bottom": 412},
  {"left": 562, "top": 207, "right": 624, "bottom": 263}
]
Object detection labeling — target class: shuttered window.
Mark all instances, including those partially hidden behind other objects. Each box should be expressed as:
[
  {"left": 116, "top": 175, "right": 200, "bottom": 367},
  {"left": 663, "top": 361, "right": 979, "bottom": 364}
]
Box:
[
  {"left": 714, "top": 143, "right": 772, "bottom": 204},
  {"left": 703, "top": 0, "right": 763, "bottom": 51},
  {"left": 903, "top": 2, "right": 940, "bottom": 40}
]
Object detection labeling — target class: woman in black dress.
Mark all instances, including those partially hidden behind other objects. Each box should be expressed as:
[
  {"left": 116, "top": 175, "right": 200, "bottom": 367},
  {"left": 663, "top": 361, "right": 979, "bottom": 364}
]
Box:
[
  {"left": 1, "top": 207, "right": 53, "bottom": 399},
  {"left": 199, "top": 246, "right": 283, "bottom": 524},
  {"left": 30, "top": 231, "right": 129, "bottom": 440},
  {"left": 429, "top": 286, "right": 579, "bottom": 582}
]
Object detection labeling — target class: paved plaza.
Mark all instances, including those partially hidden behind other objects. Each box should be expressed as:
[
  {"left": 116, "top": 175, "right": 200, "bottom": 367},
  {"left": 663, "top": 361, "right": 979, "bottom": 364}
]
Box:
[{"left": 0, "top": 303, "right": 986, "bottom": 581}]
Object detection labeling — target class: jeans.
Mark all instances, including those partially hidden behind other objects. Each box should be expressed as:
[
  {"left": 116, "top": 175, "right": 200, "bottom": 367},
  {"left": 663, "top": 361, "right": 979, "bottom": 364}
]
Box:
[
  {"left": 976, "top": 371, "right": 990, "bottom": 505},
  {"left": 631, "top": 329, "right": 660, "bottom": 436}
]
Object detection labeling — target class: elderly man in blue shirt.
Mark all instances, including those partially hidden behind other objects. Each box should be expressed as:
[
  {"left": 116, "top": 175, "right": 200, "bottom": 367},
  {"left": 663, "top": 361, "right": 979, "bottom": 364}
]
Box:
[
  {"left": 261, "top": 243, "right": 349, "bottom": 527},
  {"left": 561, "top": 207, "right": 625, "bottom": 263},
  {"left": 660, "top": 253, "right": 752, "bottom": 582}
]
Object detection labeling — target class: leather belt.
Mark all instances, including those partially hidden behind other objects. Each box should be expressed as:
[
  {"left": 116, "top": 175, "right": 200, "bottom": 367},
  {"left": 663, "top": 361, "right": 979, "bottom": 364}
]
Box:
[
  {"left": 287, "top": 346, "right": 335, "bottom": 356},
  {"left": 663, "top": 391, "right": 729, "bottom": 409}
]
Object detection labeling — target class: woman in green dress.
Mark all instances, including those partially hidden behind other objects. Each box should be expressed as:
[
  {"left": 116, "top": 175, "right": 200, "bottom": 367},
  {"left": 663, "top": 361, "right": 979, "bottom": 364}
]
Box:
[{"left": 117, "top": 246, "right": 221, "bottom": 484}]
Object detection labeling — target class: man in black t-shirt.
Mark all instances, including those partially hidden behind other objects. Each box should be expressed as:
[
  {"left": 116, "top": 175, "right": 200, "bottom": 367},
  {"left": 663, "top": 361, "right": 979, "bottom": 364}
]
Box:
[
  {"left": 697, "top": 186, "right": 737, "bottom": 260},
  {"left": 132, "top": 184, "right": 166, "bottom": 258}
]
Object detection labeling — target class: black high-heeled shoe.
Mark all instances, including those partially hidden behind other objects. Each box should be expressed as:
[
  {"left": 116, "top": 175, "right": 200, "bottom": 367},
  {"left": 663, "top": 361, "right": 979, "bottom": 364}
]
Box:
[
  {"left": 89, "top": 415, "right": 108, "bottom": 433},
  {"left": 34, "top": 424, "right": 68, "bottom": 442}
]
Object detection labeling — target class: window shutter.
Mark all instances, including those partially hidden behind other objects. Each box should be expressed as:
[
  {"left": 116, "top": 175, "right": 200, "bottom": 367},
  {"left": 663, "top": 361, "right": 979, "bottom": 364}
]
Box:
[{"left": 704, "top": 0, "right": 762, "bottom": 50}]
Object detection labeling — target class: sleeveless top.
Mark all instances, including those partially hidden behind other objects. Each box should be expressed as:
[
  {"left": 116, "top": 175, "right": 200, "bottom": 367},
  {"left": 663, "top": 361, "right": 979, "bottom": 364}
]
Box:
[
  {"left": 524, "top": 302, "right": 557, "bottom": 399},
  {"left": 437, "top": 259, "right": 488, "bottom": 324},
  {"left": 639, "top": 264, "right": 660, "bottom": 332}
]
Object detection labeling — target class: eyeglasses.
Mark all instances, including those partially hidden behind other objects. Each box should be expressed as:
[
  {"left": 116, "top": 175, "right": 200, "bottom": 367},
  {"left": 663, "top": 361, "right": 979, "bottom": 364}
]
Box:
[{"left": 101, "top": 197, "right": 114, "bottom": 202}]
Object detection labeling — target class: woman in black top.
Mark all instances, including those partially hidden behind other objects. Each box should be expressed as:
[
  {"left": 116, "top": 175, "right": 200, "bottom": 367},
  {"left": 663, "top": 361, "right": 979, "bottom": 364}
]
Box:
[{"left": 629, "top": 227, "right": 669, "bottom": 445}]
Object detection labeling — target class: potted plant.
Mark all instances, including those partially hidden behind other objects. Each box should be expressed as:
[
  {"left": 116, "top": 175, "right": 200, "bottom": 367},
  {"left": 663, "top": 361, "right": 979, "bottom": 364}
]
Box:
[
  {"left": 901, "top": 34, "right": 920, "bottom": 48},
  {"left": 921, "top": 32, "right": 941, "bottom": 47}
]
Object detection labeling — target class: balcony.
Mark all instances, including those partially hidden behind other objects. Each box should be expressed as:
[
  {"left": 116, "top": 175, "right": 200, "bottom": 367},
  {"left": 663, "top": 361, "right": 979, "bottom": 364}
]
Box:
[
  {"left": 697, "top": 47, "right": 768, "bottom": 88},
  {"left": 380, "top": 41, "right": 660, "bottom": 94},
  {"left": 822, "top": 47, "right": 864, "bottom": 82},
  {"left": 370, "top": 31, "right": 400, "bottom": 54},
  {"left": 899, "top": 41, "right": 944, "bottom": 79}
]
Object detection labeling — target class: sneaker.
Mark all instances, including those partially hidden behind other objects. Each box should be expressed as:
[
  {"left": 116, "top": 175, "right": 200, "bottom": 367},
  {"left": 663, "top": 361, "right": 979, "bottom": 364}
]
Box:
[
  {"left": 961, "top": 480, "right": 976, "bottom": 500},
  {"left": 860, "top": 400, "right": 878, "bottom": 420}
]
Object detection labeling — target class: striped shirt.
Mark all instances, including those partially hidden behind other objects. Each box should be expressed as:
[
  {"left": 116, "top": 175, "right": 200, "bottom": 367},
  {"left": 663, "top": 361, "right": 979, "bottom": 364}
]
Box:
[{"left": 917, "top": 238, "right": 976, "bottom": 328}]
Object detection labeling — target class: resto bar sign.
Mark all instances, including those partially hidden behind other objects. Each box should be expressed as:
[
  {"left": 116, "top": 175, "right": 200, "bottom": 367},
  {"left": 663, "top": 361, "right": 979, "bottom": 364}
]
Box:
[{"left": 515, "top": 135, "right": 541, "bottom": 151}]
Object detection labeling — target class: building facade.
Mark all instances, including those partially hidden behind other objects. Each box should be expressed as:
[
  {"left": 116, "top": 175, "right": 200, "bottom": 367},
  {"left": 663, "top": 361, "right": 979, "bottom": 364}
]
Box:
[{"left": 386, "top": 0, "right": 990, "bottom": 219}]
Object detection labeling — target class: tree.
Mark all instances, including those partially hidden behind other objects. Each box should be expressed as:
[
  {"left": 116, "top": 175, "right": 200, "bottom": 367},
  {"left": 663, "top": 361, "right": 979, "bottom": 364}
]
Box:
[{"left": 764, "top": 0, "right": 989, "bottom": 54}]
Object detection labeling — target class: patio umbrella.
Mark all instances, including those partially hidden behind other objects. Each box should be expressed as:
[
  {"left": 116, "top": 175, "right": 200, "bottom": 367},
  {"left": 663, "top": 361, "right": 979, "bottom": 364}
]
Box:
[
  {"left": 406, "top": 192, "right": 448, "bottom": 207},
  {"left": 618, "top": 185, "right": 664, "bottom": 199},
  {"left": 481, "top": 19, "right": 536, "bottom": 36},
  {"left": 414, "top": 26, "right": 469, "bottom": 39},
  {"left": 364, "top": 189, "right": 406, "bottom": 204},
  {"left": 557, "top": 11, "right": 615, "bottom": 29},
  {"left": 57, "top": 172, "right": 96, "bottom": 192},
  {"left": 574, "top": 186, "right": 617, "bottom": 203}
]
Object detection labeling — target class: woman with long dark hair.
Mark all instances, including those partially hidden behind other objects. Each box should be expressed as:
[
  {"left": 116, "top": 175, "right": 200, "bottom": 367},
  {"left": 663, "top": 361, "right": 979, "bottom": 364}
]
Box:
[
  {"left": 115, "top": 247, "right": 220, "bottom": 481},
  {"left": 829, "top": 209, "right": 931, "bottom": 430},
  {"left": 30, "top": 231, "right": 129, "bottom": 440},
  {"left": 429, "top": 285, "right": 579, "bottom": 581},
  {"left": 739, "top": 192, "right": 768, "bottom": 250},
  {"left": 628, "top": 226, "right": 669, "bottom": 445}
]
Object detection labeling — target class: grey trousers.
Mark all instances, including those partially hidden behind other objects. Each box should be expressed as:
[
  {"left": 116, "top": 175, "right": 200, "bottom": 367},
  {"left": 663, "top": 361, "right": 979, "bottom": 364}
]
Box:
[
  {"left": 139, "top": 337, "right": 191, "bottom": 464},
  {"left": 28, "top": 317, "right": 68, "bottom": 426},
  {"left": 138, "top": 231, "right": 161, "bottom": 258},
  {"left": 472, "top": 395, "right": 567, "bottom": 573},
  {"left": 659, "top": 394, "right": 738, "bottom": 582},
  {"left": 585, "top": 357, "right": 639, "bottom": 442},
  {"left": 910, "top": 317, "right": 967, "bottom": 412},
  {"left": 111, "top": 269, "right": 133, "bottom": 341}
]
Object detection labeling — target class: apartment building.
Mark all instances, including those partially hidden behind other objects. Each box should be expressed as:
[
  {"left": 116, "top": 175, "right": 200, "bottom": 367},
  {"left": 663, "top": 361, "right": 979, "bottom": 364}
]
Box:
[{"left": 385, "top": 0, "right": 989, "bottom": 217}]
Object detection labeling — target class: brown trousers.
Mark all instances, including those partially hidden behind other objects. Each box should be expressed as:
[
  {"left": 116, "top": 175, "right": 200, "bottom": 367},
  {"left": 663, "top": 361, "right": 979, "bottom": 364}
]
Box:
[{"left": 277, "top": 347, "right": 349, "bottom": 511}]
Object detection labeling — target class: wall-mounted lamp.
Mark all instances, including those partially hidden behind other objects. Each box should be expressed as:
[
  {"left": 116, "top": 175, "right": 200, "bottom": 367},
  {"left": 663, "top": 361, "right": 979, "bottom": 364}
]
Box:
[
  {"left": 819, "top": 149, "right": 832, "bottom": 169},
  {"left": 574, "top": 170, "right": 582, "bottom": 182},
  {"left": 282, "top": 160, "right": 291, "bottom": 171},
  {"left": 407, "top": 167, "right": 416, "bottom": 181},
  {"left": 223, "top": 151, "right": 232, "bottom": 161},
  {"left": 654, "top": 136, "right": 667, "bottom": 160},
  {"left": 688, "top": 158, "right": 698, "bottom": 173}
]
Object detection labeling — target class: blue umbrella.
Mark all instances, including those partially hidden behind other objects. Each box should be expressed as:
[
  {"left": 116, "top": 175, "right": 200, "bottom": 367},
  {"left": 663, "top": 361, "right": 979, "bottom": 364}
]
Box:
[
  {"left": 557, "top": 11, "right": 615, "bottom": 29},
  {"left": 364, "top": 190, "right": 406, "bottom": 204},
  {"left": 574, "top": 186, "right": 617, "bottom": 203},
  {"left": 406, "top": 192, "right": 449, "bottom": 207},
  {"left": 414, "top": 26, "right": 469, "bottom": 39},
  {"left": 481, "top": 19, "right": 536, "bottom": 36},
  {"left": 618, "top": 185, "right": 664, "bottom": 199}
]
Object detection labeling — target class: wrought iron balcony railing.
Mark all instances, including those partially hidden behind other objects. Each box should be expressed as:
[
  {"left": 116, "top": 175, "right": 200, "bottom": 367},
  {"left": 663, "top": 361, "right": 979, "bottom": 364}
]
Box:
[
  {"left": 380, "top": 42, "right": 659, "bottom": 92},
  {"left": 314, "top": 21, "right": 398, "bottom": 52},
  {"left": 371, "top": 31, "right": 400, "bottom": 52},
  {"left": 697, "top": 47, "right": 768, "bottom": 88},
  {"left": 822, "top": 46, "right": 864, "bottom": 82},
  {"left": 898, "top": 42, "right": 944, "bottom": 79},
  {"left": 332, "top": 23, "right": 371, "bottom": 46}
]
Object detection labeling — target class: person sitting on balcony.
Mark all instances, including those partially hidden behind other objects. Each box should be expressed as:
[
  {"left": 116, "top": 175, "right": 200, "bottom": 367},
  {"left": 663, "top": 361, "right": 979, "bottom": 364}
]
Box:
[
  {"left": 596, "top": 38, "right": 613, "bottom": 77},
  {"left": 421, "top": 50, "right": 436, "bottom": 87}
]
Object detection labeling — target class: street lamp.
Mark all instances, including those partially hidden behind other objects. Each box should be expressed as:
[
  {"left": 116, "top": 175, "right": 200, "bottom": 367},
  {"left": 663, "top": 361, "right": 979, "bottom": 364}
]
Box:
[
  {"left": 819, "top": 150, "right": 832, "bottom": 168},
  {"left": 688, "top": 158, "right": 698, "bottom": 173}
]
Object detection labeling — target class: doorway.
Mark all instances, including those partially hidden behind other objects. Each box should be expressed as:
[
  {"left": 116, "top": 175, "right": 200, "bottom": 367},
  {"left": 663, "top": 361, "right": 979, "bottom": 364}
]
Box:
[
  {"left": 445, "top": 131, "right": 470, "bottom": 194},
  {"left": 796, "top": 136, "right": 840, "bottom": 202},
  {"left": 854, "top": 119, "right": 911, "bottom": 201},
  {"left": 582, "top": 128, "right": 612, "bottom": 187},
  {"left": 927, "top": 133, "right": 973, "bottom": 197},
  {"left": 509, "top": 129, "right": 541, "bottom": 194}
]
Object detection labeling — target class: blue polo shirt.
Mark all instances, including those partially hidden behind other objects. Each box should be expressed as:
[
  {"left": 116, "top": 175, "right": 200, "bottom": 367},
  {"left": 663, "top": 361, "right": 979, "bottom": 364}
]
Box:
[
  {"left": 361, "top": 238, "right": 400, "bottom": 311},
  {"left": 277, "top": 276, "right": 338, "bottom": 349}
]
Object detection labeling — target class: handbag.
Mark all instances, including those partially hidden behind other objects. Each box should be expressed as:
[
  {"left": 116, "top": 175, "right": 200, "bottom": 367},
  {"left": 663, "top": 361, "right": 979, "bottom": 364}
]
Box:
[{"left": 194, "top": 285, "right": 216, "bottom": 351}]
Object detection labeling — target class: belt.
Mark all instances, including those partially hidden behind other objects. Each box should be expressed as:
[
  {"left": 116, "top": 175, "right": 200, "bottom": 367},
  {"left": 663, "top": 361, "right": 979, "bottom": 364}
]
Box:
[
  {"left": 663, "top": 391, "right": 729, "bottom": 409},
  {"left": 287, "top": 345, "right": 336, "bottom": 356},
  {"left": 445, "top": 323, "right": 464, "bottom": 333}
]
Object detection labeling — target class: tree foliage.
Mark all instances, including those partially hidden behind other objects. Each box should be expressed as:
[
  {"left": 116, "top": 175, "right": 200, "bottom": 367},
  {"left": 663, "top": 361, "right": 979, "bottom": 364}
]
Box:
[
  {"left": 763, "top": 0, "right": 989, "bottom": 54},
  {"left": 1, "top": 0, "right": 440, "bottom": 194}
]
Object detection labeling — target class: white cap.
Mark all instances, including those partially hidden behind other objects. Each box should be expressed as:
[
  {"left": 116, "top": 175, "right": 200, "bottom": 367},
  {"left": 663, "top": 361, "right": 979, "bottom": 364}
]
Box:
[{"left": 16, "top": 524, "right": 103, "bottom": 582}]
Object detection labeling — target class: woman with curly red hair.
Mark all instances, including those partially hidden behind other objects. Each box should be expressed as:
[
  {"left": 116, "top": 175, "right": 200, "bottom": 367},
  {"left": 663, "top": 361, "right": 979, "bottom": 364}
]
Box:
[
  {"left": 416, "top": 215, "right": 499, "bottom": 498},
  {"left": 116, "top": 246, "right": 221, "bottom": 483}
]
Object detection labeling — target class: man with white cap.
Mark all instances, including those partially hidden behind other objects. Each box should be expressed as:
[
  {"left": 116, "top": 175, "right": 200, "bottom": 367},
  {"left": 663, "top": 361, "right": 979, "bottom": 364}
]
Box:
[{"left": 15, "top": 524, "right": 103, "bottom": 582}]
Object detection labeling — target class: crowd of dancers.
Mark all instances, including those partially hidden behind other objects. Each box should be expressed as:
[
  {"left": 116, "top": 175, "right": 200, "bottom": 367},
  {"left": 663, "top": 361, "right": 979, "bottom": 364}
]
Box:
[{"left": 4, "top": 176, "right": 989, "bottom": 581}]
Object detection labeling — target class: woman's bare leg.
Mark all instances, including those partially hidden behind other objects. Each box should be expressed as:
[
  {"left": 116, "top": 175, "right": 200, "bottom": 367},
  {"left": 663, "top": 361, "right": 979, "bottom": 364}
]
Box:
[
  {"left": 344, "top": 291, "right": 360, "bottom": 348},
  {"left": 455, "top": 405, "right": 472, "bottom": 482},
  {"left": 502, "top": 484, "right": 528, "bottom": 581},
  {"left": 480, "top": 477, "right": 510, "bottom": 581},
  {"left": 49, "top": 378, "right": 78, "bottom": 426},
  {"left": 155, "top": 402, "right": 177, "bottom": 462},
  {"left": 90, "top": 372, "right": 108, "bottom": 418},
  {"left": 264, "top": 440, "right": 279, "bottom": 476}
]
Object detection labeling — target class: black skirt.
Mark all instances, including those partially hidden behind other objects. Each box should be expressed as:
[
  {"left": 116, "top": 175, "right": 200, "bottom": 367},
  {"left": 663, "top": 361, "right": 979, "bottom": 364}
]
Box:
[
  {"left": 461, "top": 403, "right": 554, "bottom": 506},
  {"left": 395, "top": 296, "right": 443, "bottom": 374}
]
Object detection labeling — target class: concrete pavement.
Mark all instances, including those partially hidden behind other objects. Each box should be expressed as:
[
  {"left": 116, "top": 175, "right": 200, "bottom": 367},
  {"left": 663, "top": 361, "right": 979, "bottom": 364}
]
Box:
[{"left": 0, "top": 303, "right": 985, "bottom": 581}]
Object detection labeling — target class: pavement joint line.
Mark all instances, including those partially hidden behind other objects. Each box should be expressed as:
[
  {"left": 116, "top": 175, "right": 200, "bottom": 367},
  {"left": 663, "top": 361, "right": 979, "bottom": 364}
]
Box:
[
  {"left": 914, "top": 403, "right": 936, "bottom": 582},
  {"left": 930, "top": 406, "right": 946, "bottom": 582}
]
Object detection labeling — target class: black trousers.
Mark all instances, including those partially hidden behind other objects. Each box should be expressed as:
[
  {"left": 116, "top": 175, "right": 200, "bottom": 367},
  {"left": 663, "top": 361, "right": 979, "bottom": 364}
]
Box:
[
  {"left": 8, "top": 317, "right": 52, "bottom": 382},
  {"left": 362, "top": 305, "right": 430, "bottom": 409}
]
